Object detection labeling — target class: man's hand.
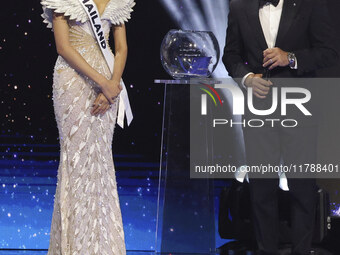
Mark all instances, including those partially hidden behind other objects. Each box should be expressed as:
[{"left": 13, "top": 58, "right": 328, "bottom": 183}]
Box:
[
  {"left": 263, "top": 47, "right": 289, "bottom": 70},
  {"left": 91, "top": 93, "right": 111, "bottom": 116},
  {"left": 244, "top": 73, "right": 273, "bottom": 99}
]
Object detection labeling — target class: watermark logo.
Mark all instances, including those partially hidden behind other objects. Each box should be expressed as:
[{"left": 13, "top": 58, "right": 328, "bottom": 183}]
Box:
[
  {"left": 199, "top": 81, "right": 312, "bottom": 128},
  {"left": 200, "top": 83, "right": 311, "bottom": 116},
  {"left": 200, "top": 83, "right": 223, "bottom": 115}
]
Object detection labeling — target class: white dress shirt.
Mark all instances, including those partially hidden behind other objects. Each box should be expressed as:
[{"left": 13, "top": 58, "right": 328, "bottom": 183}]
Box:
[
  {"left": 241, "top": 0, "right": 297, "bottom": 87},
  {"left": 260, "top": 0, "right": 284, "bottom": 48}
]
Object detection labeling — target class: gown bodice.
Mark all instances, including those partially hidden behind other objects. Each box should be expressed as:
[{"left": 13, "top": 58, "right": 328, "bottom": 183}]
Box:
[
  {"left": 68, "top": 18, "right": 112, "bottom": 41},
  {"left": 54, "top": 19, "right": 113, "bottom": 83}
]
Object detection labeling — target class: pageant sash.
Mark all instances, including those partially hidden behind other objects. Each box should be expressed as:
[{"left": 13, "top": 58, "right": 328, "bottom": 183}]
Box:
[{"left": 78, "top": 0, "right": 133, "bottom": 128}]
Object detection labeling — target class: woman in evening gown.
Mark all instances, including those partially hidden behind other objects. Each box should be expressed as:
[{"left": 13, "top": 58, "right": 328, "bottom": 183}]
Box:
[{"left": 40, "top": 0, "right": 135, "bottom": 254}]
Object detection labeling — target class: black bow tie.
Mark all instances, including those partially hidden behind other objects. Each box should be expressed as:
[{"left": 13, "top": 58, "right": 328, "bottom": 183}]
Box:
[{"left": 259, "top": 0, "right": 280, "bottom": 8}]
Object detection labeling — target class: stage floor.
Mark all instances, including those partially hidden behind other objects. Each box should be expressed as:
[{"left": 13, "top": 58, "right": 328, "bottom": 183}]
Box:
[
  {"left": 1, "top": 142, "right": 338, "bottom": 254},
  {"left": 0, "top": 142, "right": 226, "bottom": 252}
]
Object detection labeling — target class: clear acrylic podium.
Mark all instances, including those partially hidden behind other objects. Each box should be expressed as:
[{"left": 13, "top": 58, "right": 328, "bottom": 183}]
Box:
[{"left": 154, "top": 79, "right": 216, "bottom": 254}]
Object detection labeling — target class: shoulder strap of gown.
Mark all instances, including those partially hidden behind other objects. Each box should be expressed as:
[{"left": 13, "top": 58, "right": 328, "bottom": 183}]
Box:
[
  {"left": 41, "top": 0, "right": 135, "bottom": 30},
  {"left": 102, "top": 0, "right": 135, "bottom": 25},
  {"left": 41, "top": 0, "right": 88, "bottom": 29}
]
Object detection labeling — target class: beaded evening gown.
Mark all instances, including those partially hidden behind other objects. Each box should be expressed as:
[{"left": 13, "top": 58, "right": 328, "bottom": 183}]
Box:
[{"left": 40, "top": 0, "right": 134, "bottom": 254}]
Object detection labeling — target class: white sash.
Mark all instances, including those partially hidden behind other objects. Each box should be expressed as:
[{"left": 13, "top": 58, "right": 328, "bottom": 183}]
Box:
[{"left": 78, "top": 0, "right": 133, "bottom": 128}]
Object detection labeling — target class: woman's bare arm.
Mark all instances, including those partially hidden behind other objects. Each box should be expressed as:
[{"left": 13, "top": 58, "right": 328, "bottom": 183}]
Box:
[
  {"left": 91, "top": 24, "right": 129, "bottom": 115},
  {"left": 111, "top": 24, "right": 128, "bottom": 83},
  {"left": 52, "top": 12, "right": 107, "bottom": 87},
  {"left": 97, "top": 23, "right": 129, "bottom": 103}
]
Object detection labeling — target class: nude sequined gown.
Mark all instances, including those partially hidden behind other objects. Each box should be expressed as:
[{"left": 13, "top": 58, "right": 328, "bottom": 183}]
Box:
[{"left": 40, "top": 1, "right": 135, "bottom": 254}]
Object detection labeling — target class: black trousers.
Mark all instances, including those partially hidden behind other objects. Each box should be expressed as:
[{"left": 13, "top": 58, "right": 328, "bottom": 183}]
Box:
[{"left": 243, "top": 126, "right": 318, "bottom": 255}]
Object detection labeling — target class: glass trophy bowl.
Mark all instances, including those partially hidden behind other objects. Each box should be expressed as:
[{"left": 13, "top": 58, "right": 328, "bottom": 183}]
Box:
[{"left": 160, "top": 30, "right": 220, "bottom": 79}]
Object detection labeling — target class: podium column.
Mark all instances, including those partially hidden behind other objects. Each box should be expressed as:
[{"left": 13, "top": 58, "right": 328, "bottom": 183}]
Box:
[{"left": 154, "top": 80, "right": 216, "bottom": 254}]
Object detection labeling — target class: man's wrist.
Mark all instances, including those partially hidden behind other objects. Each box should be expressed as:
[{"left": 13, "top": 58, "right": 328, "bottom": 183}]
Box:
[
  {"left": 242, "top": 72, "right": 254, "bottom": 88},
  {"left": 287, "top": 52, "right": 297, "bottom": 69}
]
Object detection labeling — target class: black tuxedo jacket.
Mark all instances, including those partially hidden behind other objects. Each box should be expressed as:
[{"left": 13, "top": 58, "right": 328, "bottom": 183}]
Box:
[{"left": 223, "top": 0, "right": 338, "bottom": 79}]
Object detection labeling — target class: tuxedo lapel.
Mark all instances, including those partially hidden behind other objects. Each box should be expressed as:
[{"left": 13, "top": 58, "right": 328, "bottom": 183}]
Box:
[
  {"left": 275, "top": 0, "right": 302, "bottom": 47},
  {"left": 246, "top": 0, "right": 268, "bottom": 50}
]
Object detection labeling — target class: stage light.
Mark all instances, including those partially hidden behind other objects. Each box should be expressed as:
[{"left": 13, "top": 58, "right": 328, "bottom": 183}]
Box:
[{"left": 159, "top": 0, "right": 229, "bottom": 78}]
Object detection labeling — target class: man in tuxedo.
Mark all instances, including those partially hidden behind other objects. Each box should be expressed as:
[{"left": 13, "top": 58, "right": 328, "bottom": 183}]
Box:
[{"left": 222, "top": 0, "right": 338, "bottom": 254}]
